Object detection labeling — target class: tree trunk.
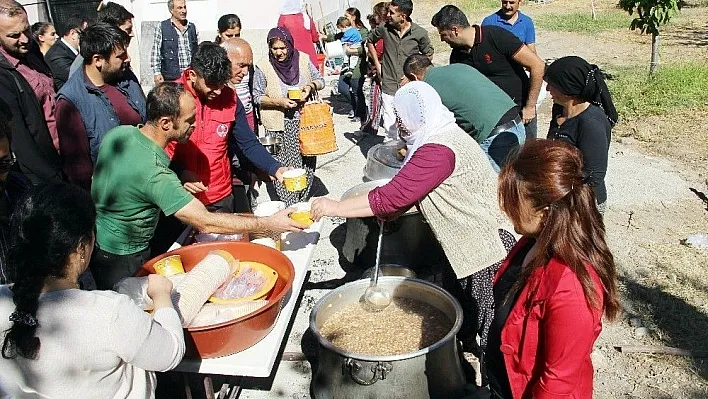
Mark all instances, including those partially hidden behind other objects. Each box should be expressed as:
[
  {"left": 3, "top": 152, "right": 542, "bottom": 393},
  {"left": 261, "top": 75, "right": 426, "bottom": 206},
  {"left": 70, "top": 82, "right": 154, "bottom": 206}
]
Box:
[
  {"left": 650, "top": 32, "right": 660, "bottom": 75},
  {"left": 591, "top": 0, "right": 597, "bottom": 20}
]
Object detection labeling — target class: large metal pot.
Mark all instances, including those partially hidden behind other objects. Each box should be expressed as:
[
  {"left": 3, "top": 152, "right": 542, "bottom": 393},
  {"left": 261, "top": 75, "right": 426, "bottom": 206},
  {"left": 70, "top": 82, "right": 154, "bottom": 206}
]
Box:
[
  {"left": 341, "top": 180, "right": 445, "bottom": 270},
  {"left": 258, "top": 136, "right": 282, "bottom": 155},
  {"left": 363, "top": 140, "right": 405, "bottom": 181},
  {"left": 310, "top": 277, "right": 466, "bottom": 399}
]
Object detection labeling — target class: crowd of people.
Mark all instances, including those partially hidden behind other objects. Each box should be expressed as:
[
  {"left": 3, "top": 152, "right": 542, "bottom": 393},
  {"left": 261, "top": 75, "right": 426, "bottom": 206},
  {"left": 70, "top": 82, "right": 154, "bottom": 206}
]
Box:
[{"left": 0, "top": 0, "right": 621, "bottom": 397}]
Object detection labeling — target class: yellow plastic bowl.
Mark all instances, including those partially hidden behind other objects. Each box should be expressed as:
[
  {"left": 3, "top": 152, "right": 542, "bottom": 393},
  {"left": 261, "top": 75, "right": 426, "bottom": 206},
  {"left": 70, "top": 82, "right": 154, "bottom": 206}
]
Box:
[
  {"left": 153, "top": 255, "right": 185, "bottom": 276},
  {"left": 209, "top": 261, "right": 279, "bottom": 304}
]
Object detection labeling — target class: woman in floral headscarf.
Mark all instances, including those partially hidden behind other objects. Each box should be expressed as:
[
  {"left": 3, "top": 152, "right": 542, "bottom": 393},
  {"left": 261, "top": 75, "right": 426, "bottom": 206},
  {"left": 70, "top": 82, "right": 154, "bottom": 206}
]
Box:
[
  {"left": 253, "top": 27, "right": 325, "bottom": 205},
  {"left": 311, "top": 81, "right": 514, "bottom": 354}
]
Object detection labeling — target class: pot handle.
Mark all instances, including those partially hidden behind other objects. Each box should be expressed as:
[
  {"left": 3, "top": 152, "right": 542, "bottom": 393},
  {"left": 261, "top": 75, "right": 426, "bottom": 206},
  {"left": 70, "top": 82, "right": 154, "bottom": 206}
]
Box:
[{"left": 342, "top": 358, "right": 393, "bottom": 386}]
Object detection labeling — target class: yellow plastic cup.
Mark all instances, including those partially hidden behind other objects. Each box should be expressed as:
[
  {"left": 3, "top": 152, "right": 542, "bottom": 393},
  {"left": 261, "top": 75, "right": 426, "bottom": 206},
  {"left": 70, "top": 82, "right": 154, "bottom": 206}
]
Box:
[
  {"left": 287, "top": 88, "right": 302, "bottom": 100},
  {"left": 153, "top": 255, "right": 185, "bottom": 276},
  {"left": 283, "top": 168, "right": 307, "bottom": 192},
  {"left": 290, "top": 202, "right": 313, "bottom": 227}
]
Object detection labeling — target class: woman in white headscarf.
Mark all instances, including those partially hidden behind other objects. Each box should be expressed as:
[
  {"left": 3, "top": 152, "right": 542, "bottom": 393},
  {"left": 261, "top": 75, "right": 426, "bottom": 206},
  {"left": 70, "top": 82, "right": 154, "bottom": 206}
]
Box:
[
  {"left": 312, "top": 81, "right": 512, "bottom": 354},
  {"left": 278, "top": 0, "right": 323, "bottom": 66}
]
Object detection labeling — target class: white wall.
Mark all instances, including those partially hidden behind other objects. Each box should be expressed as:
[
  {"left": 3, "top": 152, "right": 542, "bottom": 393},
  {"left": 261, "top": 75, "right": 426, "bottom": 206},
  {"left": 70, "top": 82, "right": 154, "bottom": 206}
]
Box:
[
  {"left": 112, "top": 0, "right": 371, "bottom": 85},
  {"left": 19, "top": 0, "right": 50, "bottom": 24}
]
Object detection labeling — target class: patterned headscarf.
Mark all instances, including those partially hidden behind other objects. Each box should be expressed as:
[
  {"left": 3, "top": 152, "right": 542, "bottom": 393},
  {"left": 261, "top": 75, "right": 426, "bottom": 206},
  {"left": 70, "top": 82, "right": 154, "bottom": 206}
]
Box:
[
  {"left": 267, "top": 27, "right": 300, "bottom": 86},
  {"left": 544, "top": 56, "right": 618, "bottom": 127},
  {"left": 393, "top": 81, "right": 457, "bottom": 164}
]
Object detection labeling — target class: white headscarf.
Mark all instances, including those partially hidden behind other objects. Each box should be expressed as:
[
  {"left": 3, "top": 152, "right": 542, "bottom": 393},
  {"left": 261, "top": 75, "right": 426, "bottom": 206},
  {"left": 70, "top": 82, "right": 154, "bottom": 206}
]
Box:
[
  {"left": 393, "top": 81, "right": 457, "bottom": 164},
  {"left": 280, "top": 0, "right": 311, "bottom": 30}
]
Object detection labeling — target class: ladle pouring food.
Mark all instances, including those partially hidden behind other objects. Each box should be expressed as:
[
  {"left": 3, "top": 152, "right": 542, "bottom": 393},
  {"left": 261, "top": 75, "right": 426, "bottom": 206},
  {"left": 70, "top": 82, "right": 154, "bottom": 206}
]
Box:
[{"left": 361, "top": 219, "right": 392, "bottom": 312}]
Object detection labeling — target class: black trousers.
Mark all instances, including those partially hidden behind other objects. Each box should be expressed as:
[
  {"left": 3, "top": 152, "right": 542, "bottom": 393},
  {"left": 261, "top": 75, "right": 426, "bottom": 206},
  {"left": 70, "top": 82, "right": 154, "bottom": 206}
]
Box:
[
  {"left": 206, "top": 193, "right": 235, "bottom": 213},
  {"left": 89, "top": 245, "right": 152, "bottom": 290}
]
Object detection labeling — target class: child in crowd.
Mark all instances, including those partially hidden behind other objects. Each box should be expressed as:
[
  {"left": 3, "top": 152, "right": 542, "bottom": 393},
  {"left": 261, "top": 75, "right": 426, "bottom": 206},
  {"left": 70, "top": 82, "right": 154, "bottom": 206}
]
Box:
[{"left": 337, "top": 16, "right": 362, "bottom": 77}]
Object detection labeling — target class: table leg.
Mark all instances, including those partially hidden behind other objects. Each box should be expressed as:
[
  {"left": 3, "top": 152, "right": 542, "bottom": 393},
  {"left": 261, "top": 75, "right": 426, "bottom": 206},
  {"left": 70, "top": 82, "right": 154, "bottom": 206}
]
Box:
[
  {"left": 203, "top": 376, "right": 215, "bottom": 399},
  {"left": 182, "top": 373, "right": 193, "bottom": 399}
]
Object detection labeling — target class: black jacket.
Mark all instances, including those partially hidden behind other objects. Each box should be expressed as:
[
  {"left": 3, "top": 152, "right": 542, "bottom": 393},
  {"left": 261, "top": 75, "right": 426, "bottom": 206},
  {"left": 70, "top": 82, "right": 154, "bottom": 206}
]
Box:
[
  {"left": 0, "top": 49, "right": 63, "bottom": 184},
  {"left": 44, "top": 39, "right": 77, "bottom": 90}
]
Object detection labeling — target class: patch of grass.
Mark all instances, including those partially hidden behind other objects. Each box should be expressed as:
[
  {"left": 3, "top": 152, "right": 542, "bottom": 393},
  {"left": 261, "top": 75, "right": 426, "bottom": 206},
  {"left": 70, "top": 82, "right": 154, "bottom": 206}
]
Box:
[
  {"left": 535, "top": 11, "right": 632, "bottom": 32},
  {"left": 607, "top": 62, "right": 708, "bottom": 119},
  {"left": 459, "top": 0, "right": 501, "bottom": 14}
]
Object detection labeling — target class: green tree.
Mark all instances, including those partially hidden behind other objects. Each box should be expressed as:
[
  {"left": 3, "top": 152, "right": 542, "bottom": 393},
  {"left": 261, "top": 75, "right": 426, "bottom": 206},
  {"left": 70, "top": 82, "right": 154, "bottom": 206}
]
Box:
[{"left": 618, "top": 0, "right": 681, "bottom": 74}]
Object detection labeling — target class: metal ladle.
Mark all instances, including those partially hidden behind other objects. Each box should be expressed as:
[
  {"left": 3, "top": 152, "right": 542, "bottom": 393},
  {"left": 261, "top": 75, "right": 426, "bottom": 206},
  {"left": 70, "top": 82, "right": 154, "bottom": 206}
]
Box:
[{"left": 362, "top": 219, "right": 392, "bottom": 312}]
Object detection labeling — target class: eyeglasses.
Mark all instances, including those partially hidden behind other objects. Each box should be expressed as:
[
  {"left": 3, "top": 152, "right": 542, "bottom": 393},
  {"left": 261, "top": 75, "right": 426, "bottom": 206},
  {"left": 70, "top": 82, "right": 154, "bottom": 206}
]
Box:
[{"left": 0, "top": 154, "right": 17, "bottom": 173}]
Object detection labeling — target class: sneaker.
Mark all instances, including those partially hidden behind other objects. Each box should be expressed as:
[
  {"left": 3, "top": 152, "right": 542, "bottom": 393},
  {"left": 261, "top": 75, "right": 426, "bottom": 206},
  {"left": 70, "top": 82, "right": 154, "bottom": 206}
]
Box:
[{"left": 347, "top": 111, "right": 355, "bottom": 119}]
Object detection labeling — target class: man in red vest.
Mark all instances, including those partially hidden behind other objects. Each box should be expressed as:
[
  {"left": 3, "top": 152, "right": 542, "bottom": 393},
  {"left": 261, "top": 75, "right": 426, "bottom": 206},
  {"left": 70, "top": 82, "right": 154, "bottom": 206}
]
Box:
[{"left": 167, "top": 42, "right": 288, "bottom": 212}]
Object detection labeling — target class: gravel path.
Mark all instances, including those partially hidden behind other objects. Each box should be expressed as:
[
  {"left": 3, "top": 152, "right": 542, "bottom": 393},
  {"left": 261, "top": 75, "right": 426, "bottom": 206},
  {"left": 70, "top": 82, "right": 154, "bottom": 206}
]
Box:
[{"left": 233, "top": 70, "right": 708, "bottom": 397}]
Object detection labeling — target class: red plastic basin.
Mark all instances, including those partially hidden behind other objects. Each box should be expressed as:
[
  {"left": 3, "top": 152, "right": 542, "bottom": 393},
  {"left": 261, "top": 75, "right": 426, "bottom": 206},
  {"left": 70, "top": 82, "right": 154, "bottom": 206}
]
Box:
[{"left": 137, "top": 242, "right": 295, "bottom": 359}]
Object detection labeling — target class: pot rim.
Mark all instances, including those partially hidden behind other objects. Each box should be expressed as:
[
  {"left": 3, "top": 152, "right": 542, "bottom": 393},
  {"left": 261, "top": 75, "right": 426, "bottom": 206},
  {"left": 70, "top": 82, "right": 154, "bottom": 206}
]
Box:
[{"left": 309, "top": 276, "right": 463, "bottom": 362}]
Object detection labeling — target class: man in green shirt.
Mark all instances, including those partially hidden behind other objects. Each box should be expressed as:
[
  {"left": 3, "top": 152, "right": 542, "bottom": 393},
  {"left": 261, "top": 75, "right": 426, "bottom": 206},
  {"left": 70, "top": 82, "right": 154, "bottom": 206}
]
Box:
[
  {"left": 402, "top": 54, "right": 525, "bottom": 172},
  {"left": 90, "top": 82, "right": 304, "bottom": 290}
]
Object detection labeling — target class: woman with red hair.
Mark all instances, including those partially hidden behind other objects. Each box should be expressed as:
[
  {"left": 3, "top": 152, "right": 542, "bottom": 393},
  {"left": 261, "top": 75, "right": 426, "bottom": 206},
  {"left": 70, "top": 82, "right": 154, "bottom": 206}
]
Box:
[{"left": 484, "top": 139, "right": 620, "bottom": 398}]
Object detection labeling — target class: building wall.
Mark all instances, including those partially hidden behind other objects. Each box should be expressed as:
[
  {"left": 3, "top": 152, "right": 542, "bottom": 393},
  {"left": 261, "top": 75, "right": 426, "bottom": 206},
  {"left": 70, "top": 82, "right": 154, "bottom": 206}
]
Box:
[
  {"left": 19, "top": 0, "right": 50, "bottom": 24},
  {"left": 117, "top": 0, "right": 371, "bottom": 88}
]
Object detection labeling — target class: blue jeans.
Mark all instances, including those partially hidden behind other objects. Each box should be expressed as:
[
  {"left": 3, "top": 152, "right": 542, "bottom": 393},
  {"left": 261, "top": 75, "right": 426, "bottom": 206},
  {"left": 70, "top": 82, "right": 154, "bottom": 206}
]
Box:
[
  {"left": 338, "top": 75, "right": 367, "bottom": 120},
  {"left": 479, "top": 120, "right": 526, "bottom": 172}
]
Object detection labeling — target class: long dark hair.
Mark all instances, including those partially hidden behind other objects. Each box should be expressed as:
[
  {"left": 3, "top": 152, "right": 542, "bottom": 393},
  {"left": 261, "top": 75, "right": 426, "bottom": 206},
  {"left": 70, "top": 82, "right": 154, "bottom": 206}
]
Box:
[
  {"left": 498, "top": 140, "right": 620, "bottom": 320},
  {"left": 2, "top": 183, "right": 96, "bottom": 360},
  {"left": 215, "top": 14, "right": 242, "bottom": 44},
  {"left": 346, "top": 7, "right": 364, "bottom": 29}
]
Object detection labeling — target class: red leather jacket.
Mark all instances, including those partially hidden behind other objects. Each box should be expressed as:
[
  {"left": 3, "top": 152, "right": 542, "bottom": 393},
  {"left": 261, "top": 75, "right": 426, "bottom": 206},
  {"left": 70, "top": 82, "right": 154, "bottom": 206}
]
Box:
[
  {"left": 494, "top": 238, "right": 605, "bottom": 399},
  {"left": 166, "top": 70, "right": 237, "bottom": 206}
]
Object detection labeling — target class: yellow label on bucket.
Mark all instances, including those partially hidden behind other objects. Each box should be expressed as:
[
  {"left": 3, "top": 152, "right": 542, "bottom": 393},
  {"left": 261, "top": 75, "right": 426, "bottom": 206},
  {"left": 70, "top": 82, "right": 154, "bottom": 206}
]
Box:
[
  {"left": 283, "top": 169, "right": 307, "bottom": 192},
  {"left": 153, "top": 255, "right": 185, "bottom": 276}
]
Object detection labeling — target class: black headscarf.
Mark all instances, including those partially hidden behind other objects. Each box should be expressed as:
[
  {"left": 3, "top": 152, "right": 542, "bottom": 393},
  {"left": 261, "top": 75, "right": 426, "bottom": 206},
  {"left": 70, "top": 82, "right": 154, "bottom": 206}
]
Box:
[{"left": 544, "top": 56, "right": 618, "bottom": 127}]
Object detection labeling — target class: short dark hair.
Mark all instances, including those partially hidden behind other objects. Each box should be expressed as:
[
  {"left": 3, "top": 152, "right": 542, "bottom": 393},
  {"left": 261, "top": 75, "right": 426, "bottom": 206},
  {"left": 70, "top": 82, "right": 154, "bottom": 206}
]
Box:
[
  {"left": 390, "top": 0, "right": 413, "bottom": 19},
  {"left": 191, "top": 42, "right": 232, "bottom": 87},
  {"left": 146, "top": 82, "right": 187, "bottom": 124},
  {"left": 0, "top": 97, "right": 11, "bottom": 142},
  {"left": 0, "top": 0, "right": 25, "bottom": 18},
  {"left": 80, "top": 23, "right": 130, "bottom": 65},
  {"left": 59, "top": 15, "right": 88, "bottom": 37},
  {"left": 403, "top": 54, "right": 432, "bottom": 80},
  {"left": 97, "top": 2, "right": 134, "bottom": 27},
  {"left": 431, "top": 5, "right": 470, "bottom": 30}
]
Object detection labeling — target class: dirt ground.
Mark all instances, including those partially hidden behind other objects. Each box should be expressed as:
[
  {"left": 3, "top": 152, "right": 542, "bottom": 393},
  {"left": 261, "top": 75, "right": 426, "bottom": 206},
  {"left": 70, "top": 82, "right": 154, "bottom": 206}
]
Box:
[
  {"left": 238, "top": 1, "right": 708, "bottom": 398},
  {"left": 419, "top": 1, "right": 708, "bottom": 397}
]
